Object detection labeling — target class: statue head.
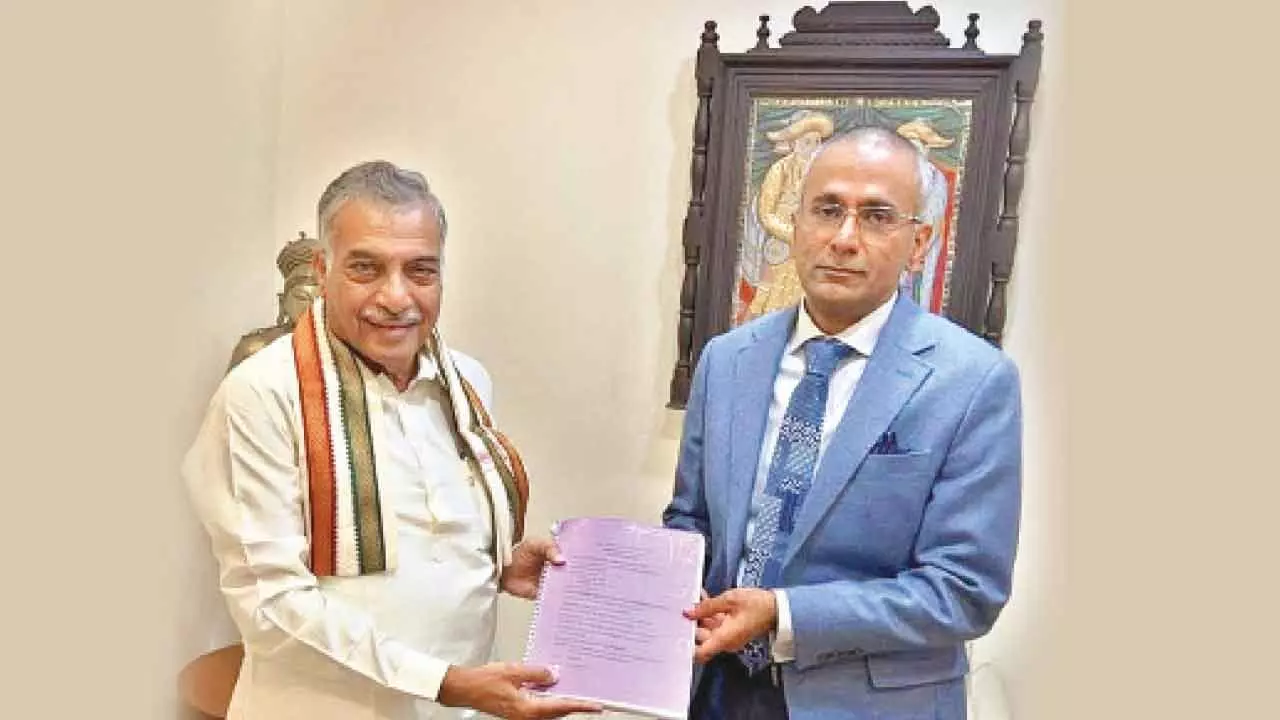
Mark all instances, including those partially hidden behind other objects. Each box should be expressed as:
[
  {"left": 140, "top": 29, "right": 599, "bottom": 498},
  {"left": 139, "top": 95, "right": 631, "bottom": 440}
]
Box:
[{"left": 276, "top": 232, "right": 322, "bottom": 325}]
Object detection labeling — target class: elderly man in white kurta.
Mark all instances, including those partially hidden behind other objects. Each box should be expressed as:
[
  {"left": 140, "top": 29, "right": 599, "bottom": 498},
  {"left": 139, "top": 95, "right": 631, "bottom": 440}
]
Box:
[{"left": 184, "top": 161, "right": 602, "bottom": 720}]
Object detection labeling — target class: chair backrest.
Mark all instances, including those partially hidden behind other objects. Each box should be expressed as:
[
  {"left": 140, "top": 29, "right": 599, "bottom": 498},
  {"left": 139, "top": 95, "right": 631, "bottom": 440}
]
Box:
[{"left": 177, "top": 643, "right": 244, "bottom": 718}]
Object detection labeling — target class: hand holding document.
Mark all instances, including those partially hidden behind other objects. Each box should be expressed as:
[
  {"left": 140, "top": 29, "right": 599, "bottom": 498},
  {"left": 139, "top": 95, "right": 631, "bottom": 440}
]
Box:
[{"left": 522, "top": 517, "right": 706, "bottom": 720}]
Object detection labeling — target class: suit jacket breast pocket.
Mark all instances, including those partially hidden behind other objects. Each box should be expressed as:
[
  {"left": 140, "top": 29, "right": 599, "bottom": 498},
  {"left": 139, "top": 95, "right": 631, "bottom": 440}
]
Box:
[
  {"left": 830, "top": 451, "right": 938, "bottom": 569},
  {"left": 859, "top": 450, "right": 934, "bottom": 478}
]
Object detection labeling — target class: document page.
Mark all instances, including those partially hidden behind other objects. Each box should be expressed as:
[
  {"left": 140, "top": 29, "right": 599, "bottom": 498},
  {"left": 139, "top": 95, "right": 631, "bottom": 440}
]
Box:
[{"left": 523, "top": 516, "right": 705, "bottom": 719}]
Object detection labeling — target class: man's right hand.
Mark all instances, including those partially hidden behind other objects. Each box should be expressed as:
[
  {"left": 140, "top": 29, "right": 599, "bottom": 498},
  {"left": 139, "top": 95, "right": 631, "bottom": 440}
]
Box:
[{"left": 437, "top": 663, "right": 603, "bottom": 720}]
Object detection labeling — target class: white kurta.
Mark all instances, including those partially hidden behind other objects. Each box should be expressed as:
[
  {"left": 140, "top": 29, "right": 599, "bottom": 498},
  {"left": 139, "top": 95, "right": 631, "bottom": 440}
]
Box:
[{"left": 184, "top": 333, "right": 508, "bottom": 720}]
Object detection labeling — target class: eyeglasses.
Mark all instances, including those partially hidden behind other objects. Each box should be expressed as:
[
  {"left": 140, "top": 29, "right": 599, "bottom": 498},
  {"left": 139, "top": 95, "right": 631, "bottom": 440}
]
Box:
[{"left": 798, "top": 202, "right": 923, "bottom": 237}]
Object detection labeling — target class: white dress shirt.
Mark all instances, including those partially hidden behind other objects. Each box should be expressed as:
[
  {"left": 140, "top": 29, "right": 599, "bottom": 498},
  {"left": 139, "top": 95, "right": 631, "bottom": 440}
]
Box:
[
  {"left": 184, "top": 334, "right": 504, "bottom": 720},
  {"left": 737, "top": 291, "right": 898, "bottom": 662}
]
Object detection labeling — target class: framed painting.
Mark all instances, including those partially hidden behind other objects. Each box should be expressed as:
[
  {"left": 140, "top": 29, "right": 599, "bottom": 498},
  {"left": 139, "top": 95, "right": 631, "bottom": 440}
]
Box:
[{"left": 667, "top": 2, "right": 1044, "bottom": 408}]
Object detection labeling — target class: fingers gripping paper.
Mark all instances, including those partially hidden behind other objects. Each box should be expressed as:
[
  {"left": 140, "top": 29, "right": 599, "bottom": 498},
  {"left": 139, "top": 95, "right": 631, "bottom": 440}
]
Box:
[{"left": 523, "top": 517, "right": 706, "bottom": 719}]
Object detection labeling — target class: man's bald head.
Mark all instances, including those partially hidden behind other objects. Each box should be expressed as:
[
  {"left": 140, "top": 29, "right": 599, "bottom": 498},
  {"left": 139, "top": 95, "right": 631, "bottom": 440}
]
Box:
[
  {"left": 789, "top": 124, "right": 938, "bottom": 334},
  {"left": 801, "top": 126, "right": 939, "bottom": 215}
]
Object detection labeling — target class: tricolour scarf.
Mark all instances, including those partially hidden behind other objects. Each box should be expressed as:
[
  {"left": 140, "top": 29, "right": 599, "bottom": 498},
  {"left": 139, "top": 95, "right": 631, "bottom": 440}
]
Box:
[{"left": 291, "top": 297, "right": 529, "bottom": 578}]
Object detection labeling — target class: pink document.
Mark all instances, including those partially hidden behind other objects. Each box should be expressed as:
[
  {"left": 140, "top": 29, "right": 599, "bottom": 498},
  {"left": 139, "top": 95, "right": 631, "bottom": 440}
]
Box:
[{"left": 523, "top": 516, "right": 706, "bottom": 719}]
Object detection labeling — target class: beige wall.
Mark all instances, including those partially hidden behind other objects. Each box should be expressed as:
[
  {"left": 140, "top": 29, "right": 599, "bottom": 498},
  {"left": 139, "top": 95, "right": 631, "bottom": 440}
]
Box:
[{"left": 2, "top": 1, "right": 287, "bottom": 717}]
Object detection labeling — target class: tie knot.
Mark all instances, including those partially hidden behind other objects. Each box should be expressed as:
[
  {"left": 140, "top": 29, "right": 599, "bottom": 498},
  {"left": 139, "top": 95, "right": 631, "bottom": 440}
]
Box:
[{"left": 803, "top": 337, "right": 855, "bottom": 378}]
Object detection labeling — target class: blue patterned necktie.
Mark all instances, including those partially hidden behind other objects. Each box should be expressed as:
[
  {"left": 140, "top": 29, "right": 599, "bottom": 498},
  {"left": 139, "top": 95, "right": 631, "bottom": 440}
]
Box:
[{"left": 738, "top": 336, "right": 855, "bottom": 674}]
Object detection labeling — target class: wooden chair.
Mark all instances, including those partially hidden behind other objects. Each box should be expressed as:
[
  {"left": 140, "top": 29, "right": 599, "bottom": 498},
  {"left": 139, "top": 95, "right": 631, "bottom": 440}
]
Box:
[{"left": 177, "top": 643, "right": 244, "bottom": 719}]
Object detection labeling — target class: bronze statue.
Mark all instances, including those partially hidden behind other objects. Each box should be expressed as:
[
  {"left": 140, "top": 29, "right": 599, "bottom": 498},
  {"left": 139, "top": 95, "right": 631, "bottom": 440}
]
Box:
[
  {"left": 181, "top": 234, "right": 321, "bottom": 718},
  {"left": 227, "top": 232, "right": 322, "bottom": 371}
]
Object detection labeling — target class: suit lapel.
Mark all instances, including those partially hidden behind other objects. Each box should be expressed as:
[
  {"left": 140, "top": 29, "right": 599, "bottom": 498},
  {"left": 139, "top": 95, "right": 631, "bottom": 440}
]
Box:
[
  {"left": 781, "top": 297, "right": 935, "bottom": 570},
  {"left": 722, "top": 309, "right": 794, "bottom": 582}
]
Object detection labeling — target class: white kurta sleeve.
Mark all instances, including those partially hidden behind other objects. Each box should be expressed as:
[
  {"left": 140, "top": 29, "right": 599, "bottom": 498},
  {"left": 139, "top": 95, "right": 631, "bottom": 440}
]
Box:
[{"left": 183, "top": 371, "right": 453, "bottom": 702}]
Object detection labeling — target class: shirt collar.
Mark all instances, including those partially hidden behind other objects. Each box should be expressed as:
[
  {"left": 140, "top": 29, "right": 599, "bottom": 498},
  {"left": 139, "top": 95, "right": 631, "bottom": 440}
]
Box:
[
  {"left": 346, "top": 343, "right": 440, "bottom": 391},
  {"left": 787, "top": 290, "right": 898, "bottom": 358}
]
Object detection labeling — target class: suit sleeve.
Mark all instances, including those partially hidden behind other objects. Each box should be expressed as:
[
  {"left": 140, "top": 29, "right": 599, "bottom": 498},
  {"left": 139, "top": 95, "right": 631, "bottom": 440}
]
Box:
[
  {"left": 183, "top": 373, "right": 455, "bottom": 701},
  {"left": 662, "top": 340, "right": 715, "bottom": 574},
  {"left": 786, "top": 355, "right": 1023, "bottom": 668}
]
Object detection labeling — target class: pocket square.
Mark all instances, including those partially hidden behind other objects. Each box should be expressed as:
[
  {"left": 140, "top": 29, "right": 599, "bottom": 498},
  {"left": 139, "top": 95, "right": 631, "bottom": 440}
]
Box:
[{"left": 869, "top": 431, "right": 910, "bottom": 455}]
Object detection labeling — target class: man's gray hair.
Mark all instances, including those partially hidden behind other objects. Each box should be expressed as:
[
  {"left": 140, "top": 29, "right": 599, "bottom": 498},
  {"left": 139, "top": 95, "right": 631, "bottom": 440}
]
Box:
[
  {"left": 316, "top": 160, "right": 448, "bottom": 253},
  {"left": 801, "top": 126, "right": 941, "bottom": 217}
]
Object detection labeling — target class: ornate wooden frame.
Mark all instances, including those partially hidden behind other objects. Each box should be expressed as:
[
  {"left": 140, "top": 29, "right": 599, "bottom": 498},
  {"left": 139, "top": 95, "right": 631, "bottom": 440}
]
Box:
[{"left": 667, "top": 2, "right": 1044, "bottom": 408}]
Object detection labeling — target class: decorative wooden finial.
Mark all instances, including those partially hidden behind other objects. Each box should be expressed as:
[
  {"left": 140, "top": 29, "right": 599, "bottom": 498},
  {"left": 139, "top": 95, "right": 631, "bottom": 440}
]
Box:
[
  {"left": 1024, "top": 19, "right": 1044, "bottom": 47},
  {"left": 754, "top": 15, "right": 771, "bottom": 50},
  {"left": 701, "top": 20, "right": 719, "bottom": 46},
  {"left": 963, "top": 13, "right": 980, "bottom": 50}
]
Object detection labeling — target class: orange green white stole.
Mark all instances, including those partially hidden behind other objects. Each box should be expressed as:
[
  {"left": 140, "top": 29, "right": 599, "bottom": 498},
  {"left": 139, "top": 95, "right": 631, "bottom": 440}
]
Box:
[{"left": 291, "top": 297, "right": 530, "bottom": 578}]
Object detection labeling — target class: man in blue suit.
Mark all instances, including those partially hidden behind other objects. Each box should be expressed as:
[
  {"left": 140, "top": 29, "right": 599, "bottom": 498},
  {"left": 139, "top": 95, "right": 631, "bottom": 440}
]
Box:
[{"left": 665, "top": 126, "right": 1022, "bottom": 720}]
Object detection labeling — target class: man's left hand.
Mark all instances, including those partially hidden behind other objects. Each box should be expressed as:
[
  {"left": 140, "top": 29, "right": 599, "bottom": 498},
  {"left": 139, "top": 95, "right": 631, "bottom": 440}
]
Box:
[
  {"left": 500, "top": 537, "right": 564, "bottom": 600},
  {"left": 684, "top": 588, "right": 778, "bottom": 664}
]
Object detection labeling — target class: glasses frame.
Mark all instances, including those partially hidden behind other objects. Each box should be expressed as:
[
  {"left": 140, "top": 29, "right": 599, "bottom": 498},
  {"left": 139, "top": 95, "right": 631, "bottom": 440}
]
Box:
[{"left": 797, "top": 202, "right": 926, "bottom": 239}]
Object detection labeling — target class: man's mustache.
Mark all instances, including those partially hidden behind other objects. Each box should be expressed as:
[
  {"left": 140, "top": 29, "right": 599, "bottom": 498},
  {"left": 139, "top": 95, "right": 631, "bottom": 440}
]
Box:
[{"left": 361, "top": 310, "right": 424, "bottom": 326}]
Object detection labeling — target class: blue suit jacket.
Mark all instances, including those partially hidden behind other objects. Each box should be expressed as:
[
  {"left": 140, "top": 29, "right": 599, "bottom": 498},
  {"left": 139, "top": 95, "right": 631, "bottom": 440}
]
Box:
[{"left": 664, "top": 295, "right": 1022, "bottom": 720}]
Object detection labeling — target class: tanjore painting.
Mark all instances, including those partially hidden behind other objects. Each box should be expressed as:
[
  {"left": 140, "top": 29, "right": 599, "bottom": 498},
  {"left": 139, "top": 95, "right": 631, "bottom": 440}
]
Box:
[
  {"left": 666, "top": 3, "right": 1044, "bottom": 409},
  {"left": 733, "top": 97, "right": 973, "bottom": 328}
]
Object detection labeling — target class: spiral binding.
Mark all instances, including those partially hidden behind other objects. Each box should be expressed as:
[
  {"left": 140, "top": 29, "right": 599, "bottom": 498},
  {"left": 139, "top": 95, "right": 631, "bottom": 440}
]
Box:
[{"left": 520, "top": 519, "right": 561, "bottom": 671}]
